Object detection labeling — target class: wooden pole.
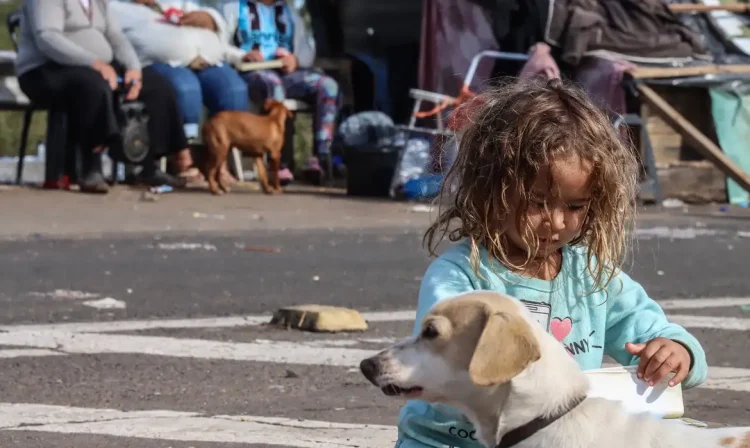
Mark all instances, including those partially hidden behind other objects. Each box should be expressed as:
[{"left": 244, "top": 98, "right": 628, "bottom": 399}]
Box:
[
  {"left": 628, "top": 64, "right": 750, "bottom": 79},
  {"left": 668, "top": 3, "right": 750, "bottom": 13},
  {"left": 635, "top": 84, "right": 750, "bottom": 194}
]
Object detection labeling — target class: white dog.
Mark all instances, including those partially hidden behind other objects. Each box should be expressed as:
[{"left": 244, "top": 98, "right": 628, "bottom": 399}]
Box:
[{"left": 359, "top": 291, "right": 750, "bottom": 448}]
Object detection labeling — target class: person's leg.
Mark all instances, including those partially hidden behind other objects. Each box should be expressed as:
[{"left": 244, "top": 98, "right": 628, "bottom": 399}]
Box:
[
  {"left": 19, "top": 63, "right": 119, "bottom": 193},
  {"left": 196, "top": 64, "right": 250, "bottom": 115},
  {"left": 282, "top": 68, "right": 340, "bottom": 183},
  {"left": 240, "top": 69, "right": 285, "bottom": 106},
  {"left": 282, "top": 69, "right": 340, "bottom": 157},
  {"left": 146, "top": 63, "right": 204, "bottom": 176},
  {"left": 146, "top": 63, "right": 203, "bottom": 138},
  {"left": 134, "top": 65, "right": 190, "bottom": 187}
]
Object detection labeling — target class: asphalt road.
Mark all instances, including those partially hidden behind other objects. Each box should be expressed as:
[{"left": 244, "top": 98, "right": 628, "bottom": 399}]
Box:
[{"left": 0, "top": 205, "right": 748, "bottom": 446}]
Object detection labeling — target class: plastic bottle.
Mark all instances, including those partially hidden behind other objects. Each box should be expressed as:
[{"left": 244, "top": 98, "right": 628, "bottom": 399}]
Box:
[
  {"left": 403, "top": 174, "right": 443, "bottom": 199},
  {"left": 36, "top": 140, "right": 46, "bottom": 162}
]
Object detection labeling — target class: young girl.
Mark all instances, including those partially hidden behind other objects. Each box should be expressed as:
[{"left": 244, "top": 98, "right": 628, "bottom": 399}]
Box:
[{"left": 396, "top": 78, "right": 707, "bottom": 448}]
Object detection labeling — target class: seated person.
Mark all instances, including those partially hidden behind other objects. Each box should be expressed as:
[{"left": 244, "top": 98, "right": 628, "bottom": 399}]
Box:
[
  {"left": 110, "top": 0, "right": 251, "bottom": 182},
  {"left": 15, "top": 0, "right": 187, "bottom": 193},
  {"left": 157, "top": 0, "right": 342, "bottom": 183}
]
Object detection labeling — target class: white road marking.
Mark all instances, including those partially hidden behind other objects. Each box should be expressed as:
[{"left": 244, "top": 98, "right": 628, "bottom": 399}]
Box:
[
  {"left": 0, "top": 403, "right": 396, "bottom": 448},
  {"left": 360, "top": 310, "right": 417, "bottom": 322},
  {"left": 151, "top": 242, "right": 218, "bottom": 251},
  {"left": 1, "top": 299, "right": 746, "bottom": 335},
  {"left": 657, "top": 297, "right": 750, "bottom": 310},
  {"left": 82, "top": 297, "right": 126, "bottom": 310},
  {"left": 0, "top": 349, "right": 64, "bottom": 358},
  {"left": 0, "top": 331, "right": 376, "bottom": 367},
  {"left": 0, "top": 330, "right": 747, "bottom": 392},
  {"left": 635, "top": 227, "right": 723, "bottom": 239},
  {"left": 668, "top": 315, "right": 750, "bottom": 332},
  {"left": 27, "top": 290, "right": 99, "bottom": 300},
  {"left": 0, "top": 315, "right": 271, "bottom": 334},
  {"left": 704, "top": 367, "right": 750, "bottom": 393},
  {"left": 0, "top": 403, "right": 195, "bottom": 430},
  {"left": 0, "top": 311, "right": 416, "bottom": 334}
]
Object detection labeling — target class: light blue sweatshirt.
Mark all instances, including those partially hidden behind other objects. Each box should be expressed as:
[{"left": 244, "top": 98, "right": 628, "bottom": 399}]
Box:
[{"left": 396, "top": 240, "right": 707, "bottom": 448}]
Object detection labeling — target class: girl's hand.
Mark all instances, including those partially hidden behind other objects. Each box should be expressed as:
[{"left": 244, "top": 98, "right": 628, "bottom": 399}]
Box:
[
  {"left": 625, "top": 338, "right": 691, "bottom": 387},
  {"left": 243, "top": 50, "right": 264, "bottom": 62},
  {"left": 275, "top": 48, "right": 297, "bottom": 73},
  {"left": 279, "top": 53, "right": 297, "bottom": 73}
]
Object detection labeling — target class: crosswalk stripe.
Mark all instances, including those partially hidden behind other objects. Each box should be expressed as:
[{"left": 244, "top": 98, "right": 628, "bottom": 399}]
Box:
[
  {"left": 668, "top": 315, "right": 750, "bottom": 332},
  {"left": 0, "top": 315, "right": 271, "bottom": 334},
  {"left": 704, "top": 367, "right": 750, "bottom": 393},
  {"left": 0, "top": 301, "right": 747, "bottom": 334},
  {"left": 0, "top": 329, "right": 747, "bottom": 393},
  {"left": 658, "top": 297, "right": 750, "bottom": 310},
  {"left": 0, "top": 403, "right": 397, "bottom": 448},
  {"left": 0, "top": 348, "right": 63, "bottom": 359},
  {"left": 0, "top": 331, "right": 376, "bottom": 367},
  {"left": 0, "top": 311, "right": 414, "bottom": 334}
]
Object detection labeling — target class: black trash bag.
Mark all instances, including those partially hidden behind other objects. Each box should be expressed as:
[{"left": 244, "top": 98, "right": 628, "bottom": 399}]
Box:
[
  {"left": 334, "top": 111, "right": 401, "bottom": 149},
  {"left": 337, "top": 111, "right": 407, "bottom": 197}
]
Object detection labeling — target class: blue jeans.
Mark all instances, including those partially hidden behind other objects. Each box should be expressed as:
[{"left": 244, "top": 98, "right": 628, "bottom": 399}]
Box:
[{"left": 148, "top": 63, "right": 249, "bottom": 137}]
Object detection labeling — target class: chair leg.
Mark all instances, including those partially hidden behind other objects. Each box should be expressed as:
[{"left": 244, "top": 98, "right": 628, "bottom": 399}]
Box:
[
  {"left": 283, "top": 117, "right": 296, "bottom": 174},
  {"left": 231, "top": 148, "right": 244, "bottom": 182},
  {"left": 16, "top": 109, "right": 33, "bottom": 185},
  {"left": 325, "top": 152, "right": 334, "bottom": 185}
]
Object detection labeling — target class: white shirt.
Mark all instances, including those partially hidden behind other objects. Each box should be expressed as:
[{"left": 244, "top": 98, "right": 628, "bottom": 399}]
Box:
[{"left": 108, "top": 1, "right": 244, "bottom": 67}]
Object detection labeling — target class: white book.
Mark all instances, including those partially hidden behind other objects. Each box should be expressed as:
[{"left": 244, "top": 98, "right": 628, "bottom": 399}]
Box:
[
  {"left": 235, "top": 60, "right": 285, "bottom": 72},
  {"left": 584, "top": 365, "right": 684, "bottom": 419}
]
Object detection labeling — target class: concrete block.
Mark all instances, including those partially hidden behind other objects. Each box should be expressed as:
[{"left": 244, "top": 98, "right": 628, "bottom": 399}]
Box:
[{"left": 270, "top": 305, "right": 368, "bottom": 332}]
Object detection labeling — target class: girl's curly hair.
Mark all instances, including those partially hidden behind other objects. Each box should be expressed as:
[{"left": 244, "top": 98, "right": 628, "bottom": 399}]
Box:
[{"left": 424, "top": 77, "right": 640, "bottom": 291}]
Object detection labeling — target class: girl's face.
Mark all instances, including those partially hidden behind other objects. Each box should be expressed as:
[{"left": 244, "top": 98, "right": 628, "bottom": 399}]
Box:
[{"left": 506, "top": 154, "right": 593, "bottom": 260}]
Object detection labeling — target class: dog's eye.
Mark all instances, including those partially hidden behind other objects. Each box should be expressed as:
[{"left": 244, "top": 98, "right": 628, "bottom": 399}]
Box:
[{"left": 421, "top": 323, "right": 439, "bottom": 340}]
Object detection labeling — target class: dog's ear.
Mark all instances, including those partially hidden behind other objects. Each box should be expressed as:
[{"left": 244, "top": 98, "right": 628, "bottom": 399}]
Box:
[
  {"left": 263, "top": 98, "right": 275, "bottom": 112},
  {"left": 468, "top": 311, "right": 541, "bottom": 387}
]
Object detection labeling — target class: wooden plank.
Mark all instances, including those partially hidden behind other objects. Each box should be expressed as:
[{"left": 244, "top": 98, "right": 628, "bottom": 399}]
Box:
[
  {"left": 636, "top": 84, "right": 750, "bottom": 194},
  {"left": 628, "top": 65, "right": 750, "bottom": 79},
  {"left": 668, "top": 3, "right": 750, "bottom": 13}
]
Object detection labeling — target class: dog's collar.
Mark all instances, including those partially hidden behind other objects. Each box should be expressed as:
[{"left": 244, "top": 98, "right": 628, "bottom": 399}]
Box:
[{"left": 495, "top": 395, "right": 586, "bottom": 448}]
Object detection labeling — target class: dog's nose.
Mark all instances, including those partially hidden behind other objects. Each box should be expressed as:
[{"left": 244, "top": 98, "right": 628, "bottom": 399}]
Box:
[{"left": 359, "top": 357, "right": 380, "bottom": 384}]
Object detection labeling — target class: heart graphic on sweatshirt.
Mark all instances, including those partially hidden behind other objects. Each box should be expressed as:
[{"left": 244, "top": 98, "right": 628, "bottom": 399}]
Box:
[{"left": 550, "top": 317, "right": 572, "bottom": 342}]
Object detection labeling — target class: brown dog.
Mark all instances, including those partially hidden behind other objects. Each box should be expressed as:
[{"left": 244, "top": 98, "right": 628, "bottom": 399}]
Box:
[{"left": 201, "top": 99, "right": 293, "bottom": 195}]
